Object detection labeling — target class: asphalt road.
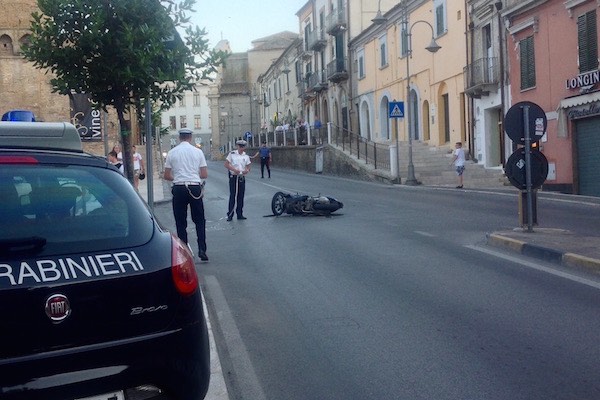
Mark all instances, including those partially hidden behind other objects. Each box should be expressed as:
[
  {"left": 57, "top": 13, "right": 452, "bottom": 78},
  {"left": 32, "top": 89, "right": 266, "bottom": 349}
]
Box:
[{"left": 154, "top": 161, "right": 600, "bottom": 400}]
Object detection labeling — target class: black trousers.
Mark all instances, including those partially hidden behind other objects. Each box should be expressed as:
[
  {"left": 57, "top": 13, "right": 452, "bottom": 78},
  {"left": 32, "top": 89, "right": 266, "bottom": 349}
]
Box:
[
  {"left": 227, "top": 175, "right": 245, "bottom": 218},
  {"left": 260, "top": 157, "right": 271, "bottom": 177},
  {"left": 171, "top": 185, "right": 206, "bottom": 253}
]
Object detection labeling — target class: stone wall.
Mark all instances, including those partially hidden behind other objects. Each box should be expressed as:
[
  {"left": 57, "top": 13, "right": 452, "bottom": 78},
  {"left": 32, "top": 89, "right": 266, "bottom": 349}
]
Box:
[{"left": 246, "top": 144, "right": 384, "bottom": 182}]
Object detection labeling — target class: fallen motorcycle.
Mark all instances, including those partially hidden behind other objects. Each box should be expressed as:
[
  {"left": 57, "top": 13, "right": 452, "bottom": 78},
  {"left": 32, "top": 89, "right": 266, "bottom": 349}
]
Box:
[{"left": 271, "top": 191, "right": 343, "bottom": 216}]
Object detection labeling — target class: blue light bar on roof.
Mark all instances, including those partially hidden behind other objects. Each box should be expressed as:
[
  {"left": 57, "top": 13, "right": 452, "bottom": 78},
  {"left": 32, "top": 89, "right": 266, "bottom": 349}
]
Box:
[{"left": 1, "top": 110, "right": 36, "bottom": 122}]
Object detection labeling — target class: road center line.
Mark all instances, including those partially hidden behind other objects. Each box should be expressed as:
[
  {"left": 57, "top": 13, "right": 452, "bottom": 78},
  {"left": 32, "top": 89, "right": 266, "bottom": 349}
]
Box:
[{"left": 415, "top": 231, "right": 436, "bottom": 237}]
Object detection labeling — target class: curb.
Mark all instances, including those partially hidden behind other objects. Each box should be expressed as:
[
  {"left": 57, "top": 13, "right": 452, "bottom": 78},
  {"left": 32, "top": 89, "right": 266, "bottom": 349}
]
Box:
[{"left": 486, "top": 233, "right": 600, "bottom": 272}]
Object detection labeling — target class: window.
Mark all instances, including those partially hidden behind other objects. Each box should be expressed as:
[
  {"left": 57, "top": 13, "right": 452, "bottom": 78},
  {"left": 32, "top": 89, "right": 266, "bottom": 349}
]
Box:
[
  {"left": 0, "top": 34, "right": 14, "bottom": 56},
  {"left": 193, "top": 93, "right": 201, "bottom": 107},
  {"left": 304, "top": 22, "right": 311, "bottom": 51},
  {"left": 379, "top": 34, "right": 388, "bottom": 68},
  {"left": 519, "top": 35, "right": 536, "bottom": 90},
  {"left": 578, "top": 10, "right": 598, "bottom": 73},
  {"left": 179, "top": 97, "right": 185, "bottom": 107},
  {"left": 434, "top": 0, "right": 447, "bottom": 37},
  {"left": 169, "top": 116, "right": 176, "bottom": 130},
  {"left": 295, "top": 60, "right": 302, "bottom": 83},
  {"left": 400, "top": 23, "right": 408, "bottom": 57},
  {"left": 194, "top": 115, "right": 201, "bottom": 129},
  {"left": 0, "top": 165, "right": 152, "bottom": 253},
  {"left": 357, "top": 49, "right": 365, "bottom": 79},
  {"left": 180, "top": 115, "right": 187, "bottom": 129}
]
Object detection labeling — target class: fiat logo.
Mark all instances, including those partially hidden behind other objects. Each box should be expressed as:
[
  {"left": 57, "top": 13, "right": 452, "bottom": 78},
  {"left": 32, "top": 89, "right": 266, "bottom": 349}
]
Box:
[{"left": 45, "top": 294, "right": 71, "bottom": 323}]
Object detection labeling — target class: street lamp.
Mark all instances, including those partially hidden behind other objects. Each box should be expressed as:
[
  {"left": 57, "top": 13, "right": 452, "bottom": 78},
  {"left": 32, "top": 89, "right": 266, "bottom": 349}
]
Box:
[
  {"left": 403, "top": 16, "right": 441, "bottom": 185},
  {"left": 372, "top": 0, "right": 387, "bottom": 25}
]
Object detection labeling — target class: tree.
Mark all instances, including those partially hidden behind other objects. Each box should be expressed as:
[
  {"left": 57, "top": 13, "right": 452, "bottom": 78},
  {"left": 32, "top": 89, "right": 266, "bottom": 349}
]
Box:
[{"left": 22, "top": 0, "right": 226, "bottom": 183}]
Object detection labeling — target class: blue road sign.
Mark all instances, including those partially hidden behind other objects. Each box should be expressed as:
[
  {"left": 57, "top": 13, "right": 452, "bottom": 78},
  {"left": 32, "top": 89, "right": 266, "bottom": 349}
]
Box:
[{"left": 389, "top": 102, "right": 404, "bottom": 119}]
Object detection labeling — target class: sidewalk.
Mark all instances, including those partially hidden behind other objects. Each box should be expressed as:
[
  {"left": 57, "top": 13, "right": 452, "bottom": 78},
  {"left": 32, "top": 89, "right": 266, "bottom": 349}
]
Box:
[
  {"left": 487, "top": 228, "right": 600, "bottom": 272},
  {"left": 137, "top": 169, "right": 171, "bottom": 205}
]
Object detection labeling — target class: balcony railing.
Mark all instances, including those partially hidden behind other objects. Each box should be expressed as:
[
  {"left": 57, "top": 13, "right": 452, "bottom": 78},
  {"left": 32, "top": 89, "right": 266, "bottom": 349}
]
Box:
[
  {"left": 307, "top": 28, "right": 327, "bottom": 51},
  {"left": 327, "top": 58, "right": 349, "bottom": 83},
  {"left": 307, "top": 69, "right": 329, "bottom": 92},
  {"left": 464, "top": 57, "right": 499, "bottom": 98},
  {"left": 326, "top": 6, "right": 347, "bottom": 35}
]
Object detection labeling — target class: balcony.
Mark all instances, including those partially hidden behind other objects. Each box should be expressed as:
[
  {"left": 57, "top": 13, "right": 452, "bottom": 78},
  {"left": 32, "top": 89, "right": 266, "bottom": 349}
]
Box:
[
  {"left": 296, "top": 80, "right": 309, "bottom": 100},
  {"left": 326, "top": 6, "right": 347, "bottom": 35},
  {"left": 464, "top": 57, "right": 500, "bottom": 98},
  {"left": 307, "top": 70, "right": 329, "bottom": 92},
  {"left": 307, "top": 28, "right": 327, "bottom": 51},
  {"left": 327, "top": 58, "right": 348, "bottom": 83},
  {"left": 298, "top": 46, "right": 314, "bottom": 60}
]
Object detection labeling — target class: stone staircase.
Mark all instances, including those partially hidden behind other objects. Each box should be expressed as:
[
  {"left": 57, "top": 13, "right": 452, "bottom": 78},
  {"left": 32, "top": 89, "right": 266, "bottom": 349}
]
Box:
[{"left": 396, "top": 141, "right": 509, "bottom": 188}]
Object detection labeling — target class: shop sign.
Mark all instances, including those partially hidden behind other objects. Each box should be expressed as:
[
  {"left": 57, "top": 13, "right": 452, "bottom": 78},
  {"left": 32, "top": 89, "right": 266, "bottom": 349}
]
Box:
[
  {"left": 566, "top": 70, "right": 600, "bottom": 90},
  {"left": 568, "top": 102, "right": 600, "bottom": 120}
]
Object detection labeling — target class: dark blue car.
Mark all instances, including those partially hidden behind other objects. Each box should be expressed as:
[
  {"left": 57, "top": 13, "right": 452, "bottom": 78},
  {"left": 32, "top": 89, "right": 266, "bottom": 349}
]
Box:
[{"left": 0, "top": 121, "right": 210, "bottom": 400}]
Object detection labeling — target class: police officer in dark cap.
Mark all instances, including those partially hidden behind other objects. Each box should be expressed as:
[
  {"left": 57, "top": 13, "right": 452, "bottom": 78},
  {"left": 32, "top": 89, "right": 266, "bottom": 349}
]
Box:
[
  {"left": 224, "top": 139, "right": 251, "bottom": 221},
  {"left": 164, "top": 128, "right": 209, "bottom": 261}
]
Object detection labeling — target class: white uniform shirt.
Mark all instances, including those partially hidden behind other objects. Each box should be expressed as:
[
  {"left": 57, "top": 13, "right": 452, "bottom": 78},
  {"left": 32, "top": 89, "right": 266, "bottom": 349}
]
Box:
[
  {"left": 165, "top": 141, "right": 207, "bottom": 183},
  {"left": 226, "top": 150, "right": 251, "bottom": 174}
]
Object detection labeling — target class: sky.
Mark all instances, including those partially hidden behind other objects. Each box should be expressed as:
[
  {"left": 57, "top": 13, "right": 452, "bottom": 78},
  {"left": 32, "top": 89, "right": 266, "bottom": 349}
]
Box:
[{"left": 191, "top": 0, "right": 307, "bottom": 53}]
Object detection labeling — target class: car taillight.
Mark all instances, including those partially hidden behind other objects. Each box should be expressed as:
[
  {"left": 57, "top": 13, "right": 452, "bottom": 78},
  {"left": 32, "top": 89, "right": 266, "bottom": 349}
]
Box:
[
  {"left": 0, "top": 156, "right": 38, "bottom": 164},
  {"left": 171, "top": 236, "right": 199, "bottom": 296},
  {"left": 171, "top": 237, "right": 198, "bottom": 296}
]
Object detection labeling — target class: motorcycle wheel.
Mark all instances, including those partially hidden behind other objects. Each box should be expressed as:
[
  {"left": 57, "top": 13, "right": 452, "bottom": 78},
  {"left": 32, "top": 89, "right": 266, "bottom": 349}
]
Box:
[{"left": 271, "top": 192, "right": 287, "bottom": 216}]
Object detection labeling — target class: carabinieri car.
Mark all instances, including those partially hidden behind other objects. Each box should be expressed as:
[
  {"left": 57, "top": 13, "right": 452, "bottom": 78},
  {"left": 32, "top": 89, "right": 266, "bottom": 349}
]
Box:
[{"left": 0, "top": 121, "right": 210, "bottom": 400}]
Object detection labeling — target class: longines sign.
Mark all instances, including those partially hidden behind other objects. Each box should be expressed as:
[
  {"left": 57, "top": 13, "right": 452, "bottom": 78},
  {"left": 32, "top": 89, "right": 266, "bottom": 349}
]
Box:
[{"left": 566, "top": 70, "right": 600, "bottom": 90}]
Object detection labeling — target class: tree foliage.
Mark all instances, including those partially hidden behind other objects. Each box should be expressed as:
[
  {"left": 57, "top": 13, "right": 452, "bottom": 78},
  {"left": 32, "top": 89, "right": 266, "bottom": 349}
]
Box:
[{"left": 22, "top": 0, "right": 226, "bottom": 182}]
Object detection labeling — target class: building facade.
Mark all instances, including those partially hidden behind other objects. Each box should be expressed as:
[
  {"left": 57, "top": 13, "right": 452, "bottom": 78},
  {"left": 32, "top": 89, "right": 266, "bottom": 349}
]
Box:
[
  {"left": 350, "top": 0, "right": 468, "bottom": 151},
  {"left": 504, "top": 0, "right": 600, "bottom": 196},
  {"left": 465, "top": 0, "right": 507, "bottom": 169},
  {"left": 160, "top": 81, "right": 212, "bottom": 154}
]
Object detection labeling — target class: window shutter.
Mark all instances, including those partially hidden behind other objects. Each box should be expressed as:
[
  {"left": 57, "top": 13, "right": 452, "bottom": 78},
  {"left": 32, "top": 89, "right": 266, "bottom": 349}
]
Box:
[
  {"left": 520, "top": 36, "right": 536, "bottom": 90},
  {"left": 578, "top": 10, "right": 598, "bottom": 73},
  {"left": 435, "top": 5, "right": 444, "bottom": 36}
]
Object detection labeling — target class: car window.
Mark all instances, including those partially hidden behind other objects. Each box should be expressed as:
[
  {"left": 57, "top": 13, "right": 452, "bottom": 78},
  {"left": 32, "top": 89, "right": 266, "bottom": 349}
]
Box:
[{"left": 0, "top": 164, "right": 153, "bottom": 257}]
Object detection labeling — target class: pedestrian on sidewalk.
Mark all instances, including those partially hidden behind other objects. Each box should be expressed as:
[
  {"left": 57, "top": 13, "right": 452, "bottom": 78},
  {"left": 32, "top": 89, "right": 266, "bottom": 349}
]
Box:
[
  {"left": 450, "top": 141, "right": 466, "bottom": 188},
  {"left": 225, "top": 139, "right": 251, "bottom": 221},
  {"left": 107, "top": 150, "right": 124, "bottom": 174},
  {"left": 163, "top": 128, "right": 209, "bottom": 261},
  {"left": 132, "top": 145, "right": 145, "bottom": 191},
  {"left": 251, "top": 141, "right": 272, "bottom": 178}
]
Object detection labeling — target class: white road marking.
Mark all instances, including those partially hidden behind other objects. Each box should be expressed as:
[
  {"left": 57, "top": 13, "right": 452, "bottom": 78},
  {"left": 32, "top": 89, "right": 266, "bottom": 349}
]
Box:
[
  {"left": 201, "top": 288, "right": 229, "bottom": 400},
  {"left": 466, "top": 245, "right": 600, "bottom": 290},
  {"left": 415, "top": 231, "right": 436, "bottom": 237},
  {"left": 204, "top": 275, "right": 267, "bottom": 400}
]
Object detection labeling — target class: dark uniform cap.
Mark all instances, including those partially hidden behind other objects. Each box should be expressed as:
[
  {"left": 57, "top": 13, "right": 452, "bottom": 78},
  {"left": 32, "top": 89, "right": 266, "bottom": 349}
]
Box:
[{"left": 179, "top": 129, "right": 193, "bottom": 136}]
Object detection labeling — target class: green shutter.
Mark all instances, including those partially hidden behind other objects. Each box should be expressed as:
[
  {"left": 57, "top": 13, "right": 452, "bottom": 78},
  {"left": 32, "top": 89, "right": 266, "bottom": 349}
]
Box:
[
  {"left": 520, "top": 36, "right": 536, "bottom": 89},
  {"left": 578, "top": 10, "right": 599, "bottom": 72}
]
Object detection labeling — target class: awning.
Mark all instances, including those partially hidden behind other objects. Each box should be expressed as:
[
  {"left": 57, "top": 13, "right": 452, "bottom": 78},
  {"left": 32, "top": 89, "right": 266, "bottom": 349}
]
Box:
[
  {"left": 560, "top": 91, "right": 600, "bottom": 109},
  {"left": 557, "top": 91, "right": 600, "bottom": 138}
]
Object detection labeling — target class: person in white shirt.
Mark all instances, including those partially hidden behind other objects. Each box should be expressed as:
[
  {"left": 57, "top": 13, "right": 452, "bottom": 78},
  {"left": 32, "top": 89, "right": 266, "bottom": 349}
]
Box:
[
  {"left": 450, "top": 141, "right": 466, "bottom": 189},
  {"left": 224, "top": 140, "right": 251, "bottom": 221},
  {"left": 132, "top": 145, "right": 145, "bottom": 191},
  {"left": 164, "top": 129, "right": 209, "bottom": 261}
]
